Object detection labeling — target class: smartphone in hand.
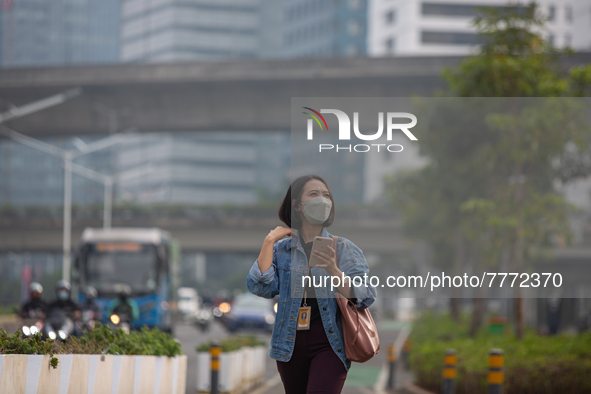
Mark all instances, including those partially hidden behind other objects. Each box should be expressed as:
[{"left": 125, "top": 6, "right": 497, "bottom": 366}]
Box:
[{"left": 309, "top": 236, "right": 333, "bottom": 267}]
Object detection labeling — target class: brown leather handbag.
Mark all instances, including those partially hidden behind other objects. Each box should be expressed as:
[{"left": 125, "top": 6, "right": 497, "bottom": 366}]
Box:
[{"left": 332, "top": 236, "right": 380, "bottom": 363}]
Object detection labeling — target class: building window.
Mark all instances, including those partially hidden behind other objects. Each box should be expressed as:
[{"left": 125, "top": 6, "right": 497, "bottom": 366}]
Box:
[
  {"left": 346, "top": 44, "right": 359, "bottom": 57},
  {"left": 548, "top": 5, "right": 555, "bottom": 22},
  {"left": 548, "top": 33, "right": 555, "bottom": 46},
  {"left": 349, "top": 0, "right": 363, "bottom": 10},
  {"left": 385, "top": 10, "right": 396, "bottom": 24},
  {"left": 565, "top": 5, "right": 572, "bottom": 23},
  {"left": 565, "top": 33, "right": 571, "bottom": 47},
  {"left": 421, "top": 31, "right": 481, "bottom": 45},
  {"left": 385, "top": 37, "right": 395, "bottom": 53},
  {"left": 422, "top": 2, "right": 522, "bottom": 18},
  {"left": 348, "top": 20, "right": 362, "bottom": 36}
]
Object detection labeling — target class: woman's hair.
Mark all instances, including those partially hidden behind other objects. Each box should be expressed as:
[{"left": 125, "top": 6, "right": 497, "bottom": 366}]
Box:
[{"left": 278, "top": 174, "right": 335, "bottom": 229}]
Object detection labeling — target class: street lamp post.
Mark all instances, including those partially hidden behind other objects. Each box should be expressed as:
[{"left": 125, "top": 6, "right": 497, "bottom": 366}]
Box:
[
  {"left": 69, "top": 161, "right": 153, "bottom": 230},
  {"left": 0, "top": 89, "right": 82, "bottom": 282},
  {"left": 0, "top": 126, "right": 132, "bottom": 281},
  {"left": 63, "top": 151, "right": 73, "bottom": 280}
]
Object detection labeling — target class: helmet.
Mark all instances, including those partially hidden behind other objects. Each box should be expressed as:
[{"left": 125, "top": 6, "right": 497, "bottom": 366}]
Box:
[
  {"left": 115, "top": 284, "right": 132, "bottom": 300},
  {"left": 55, "top": 279, "right": 71, "bottom": 292},
  {"left": 55, "top": 279, "right": 71, "bottom": 301},
  {"left": 85, "top": 286, "right": 97, "bottom": 299},
  {"left": 29, "top": 282, "right": 43, "bottom": 294}
]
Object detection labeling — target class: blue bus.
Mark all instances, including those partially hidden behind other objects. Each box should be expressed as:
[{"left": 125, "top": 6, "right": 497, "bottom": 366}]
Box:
[{"left": 74, "top": 227, "right": 180, "bottom": 333}]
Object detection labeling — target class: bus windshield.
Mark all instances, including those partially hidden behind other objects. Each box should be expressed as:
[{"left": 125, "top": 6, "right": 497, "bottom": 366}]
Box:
[{"left": 84, "top": 243, "right": 159, "bottom": 294}]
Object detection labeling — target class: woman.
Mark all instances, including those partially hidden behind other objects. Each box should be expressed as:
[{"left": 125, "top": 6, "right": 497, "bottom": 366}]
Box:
[{"left": 246, "top": 174, "right": 377, "bottom": 394}]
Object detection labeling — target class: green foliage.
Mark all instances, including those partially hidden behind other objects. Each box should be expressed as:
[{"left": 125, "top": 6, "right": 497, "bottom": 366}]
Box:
[
  {"left": 0, "top": 329, "right": 58, "bottom": 369},
  {"left": 56, "top": 323, "right": 183, "bottom": 357},
  {"left": 443, "top": 2, "right": 575, "bottom": 97},
  {"left": 196, "top": 335, "right": 266, "bottom": 353},
  {"left": 386, "top": 2, "right": 591, "bottom": 339},
  {"left": 0, "top": 324, "right": 182, "bottom": 371},
  {"left": 410, "top": 312, "right": 591, "bottom": 393}
]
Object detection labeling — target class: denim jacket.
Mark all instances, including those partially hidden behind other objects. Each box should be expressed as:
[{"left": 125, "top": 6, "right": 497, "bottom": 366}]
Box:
[{"left": 246, "top": 227, "right": 377, "bottom": 371}]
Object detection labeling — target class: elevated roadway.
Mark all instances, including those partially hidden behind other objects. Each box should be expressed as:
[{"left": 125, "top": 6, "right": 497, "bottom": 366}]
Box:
[
  {"left": 1, "top": 53, "right": 589, "bottom": 137},
  {"left": 0, "top": 215, "right": 408, "bottom": 254}
]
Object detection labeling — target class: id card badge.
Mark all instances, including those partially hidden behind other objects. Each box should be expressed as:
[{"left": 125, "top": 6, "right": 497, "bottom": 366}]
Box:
[{"left": 297, "top": 306, "right": 311, "bottom": 330}]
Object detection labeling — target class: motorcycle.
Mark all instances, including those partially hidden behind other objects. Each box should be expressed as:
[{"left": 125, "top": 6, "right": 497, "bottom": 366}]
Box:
[
  {"left": 43, "top": 309, "right": 75, "bottom": 341},
  {"left": 80, "top": 308, "right": 99, "bottom": 332},
  {"left": 195, "top": 304, "right": 213, "bottom": 333},
  {"left": 109, "top": 311, "right": 131, "bottom": 334},
  {"left": 21, "top": 309, "right": 44, "bottom": 338}
]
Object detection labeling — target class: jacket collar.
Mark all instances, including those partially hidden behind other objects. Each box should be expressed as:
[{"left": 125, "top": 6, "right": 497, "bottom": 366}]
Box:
[{"left": 290, "top": 227, "right": 331, "bottom": 249}]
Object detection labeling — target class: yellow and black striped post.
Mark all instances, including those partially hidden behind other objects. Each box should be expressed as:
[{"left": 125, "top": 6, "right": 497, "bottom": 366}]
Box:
[
  {"left": 488, "top": 348, "right": 504, "bottom": 394},
  {"left": 441, "top": 349, "right": 457, "bottom": 394},
  {"left": 386, "top": 344, "right": 396, "bottom": 390},
  {"left": 403, "top": 338, "right": 411, "bottom": 369},
  {"left": 210, "top": 342, "right": 221, "bottom": 394}
]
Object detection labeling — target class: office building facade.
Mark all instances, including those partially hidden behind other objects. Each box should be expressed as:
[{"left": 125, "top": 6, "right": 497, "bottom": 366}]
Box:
[
  {"left": 120, "top": 0, "right": 282, "bottom": 62},
  {"left": 115, "top": 131, "right": 290, "bottom": 205},
  {"left": 0, "top": 0, "right": 120, "bottom": 68},
  {"left": 282, "top": 0, "right": 368, "bottom": 58},
  {"left": 369, "top": 0, "right": 580, "bottom": 57}
]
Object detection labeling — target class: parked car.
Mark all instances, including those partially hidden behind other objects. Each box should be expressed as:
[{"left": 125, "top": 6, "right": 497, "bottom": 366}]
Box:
[{"left": 223, "top": 293, "right": 276, "bottom": 333}]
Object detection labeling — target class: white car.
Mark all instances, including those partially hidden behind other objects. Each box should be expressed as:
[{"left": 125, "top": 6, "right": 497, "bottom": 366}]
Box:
[{"left": 177, "top": 287, "right": 199, "bottom": 323}]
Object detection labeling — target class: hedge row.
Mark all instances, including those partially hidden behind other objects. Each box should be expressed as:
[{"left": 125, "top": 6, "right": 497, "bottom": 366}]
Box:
[
  {"left": 410, "top": 312, "right": 591, "bottom": 394},
  {"left": 0, "top": 323, "right": 183, "bottom": 369}
]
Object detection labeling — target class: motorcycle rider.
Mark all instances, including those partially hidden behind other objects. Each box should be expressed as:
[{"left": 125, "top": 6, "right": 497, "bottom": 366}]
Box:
[
  {"left": 82, "top": 286, "right": 101, "bottom": 320},
  {"left": 20, "top": 282, "right": 48, "bottom": 319},
  {"left": 106, "top": 285, "right": 140, "bottom": 326},
  {"left": 80, "top": 286, "right": 101, "bottom": 330},
  {"left": 47, "top": 280, "right": 81, "bottom": 321}
]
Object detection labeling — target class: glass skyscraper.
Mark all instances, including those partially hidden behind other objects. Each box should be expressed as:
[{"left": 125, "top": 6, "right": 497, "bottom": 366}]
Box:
[
  {"left": 282, "top": 0, "right": 368, "bottom": 58},
  {"left": 0, "top": 0, "right": 121, "bottom": 67},
  {"left": 120, "top": 0, "right": 282, "bottom": 62}
]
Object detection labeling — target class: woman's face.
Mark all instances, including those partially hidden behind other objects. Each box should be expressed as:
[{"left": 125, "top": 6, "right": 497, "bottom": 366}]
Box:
[{"left": 293, "top": 179, "right": 331, "bottom": 213}]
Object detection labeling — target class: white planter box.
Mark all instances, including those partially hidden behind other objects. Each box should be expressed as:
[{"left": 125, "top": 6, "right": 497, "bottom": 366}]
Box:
[
  {"left": 0, "top": 353, "right": 187, "bottom": 394},
  {"left": 196, "top": 346, "right": 266, "bottom": 394}
]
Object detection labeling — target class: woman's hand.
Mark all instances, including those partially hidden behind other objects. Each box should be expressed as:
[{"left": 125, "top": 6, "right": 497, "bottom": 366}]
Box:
[
  {"left": 265, "top": 226, "right": 293, "bottom": 244},
  {"left": 312, "top": 246, "right": 340, "bottom": 277},
  {"left": 257, "top": 227, "right": 292, "bottom": 275}
]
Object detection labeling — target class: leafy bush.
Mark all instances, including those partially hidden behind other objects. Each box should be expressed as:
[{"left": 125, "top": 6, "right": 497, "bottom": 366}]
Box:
[
  {"left": 0, "top": 329, "right": 58, "bottom": 368},
  {"left": 56, "top": 323, "right": 183, "bottom": 357},
  {"left": 410, "top": 312, "right": 591, "bottom": 394},
  {"left": 196, "top": 335, "right": 266, "bottom": 353},
  {"left": 0, "top": 323, "right": 183, "bottom": 370}
]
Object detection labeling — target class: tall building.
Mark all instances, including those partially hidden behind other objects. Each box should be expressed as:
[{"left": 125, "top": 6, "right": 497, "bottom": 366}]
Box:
[
  {"left": 282, "top": 0, "right": 368, "bottom": 58},
  {"left": 573, "top": 0, "right": 591, "bottom": 51},
  {"left": 0, "top": 136, "right": 114, "bottom": 207},
  {"left": 0, "top": 0, "right": 121, "bottom": 67},
  {"left": 369, "top": 0, "right": 578, "bottom": 57},
  {"left": 115, "top": 131, "right": 289, "bottom": 205},
  {"left": 120, "top": 0, "right": 282, "bottom": 62}
]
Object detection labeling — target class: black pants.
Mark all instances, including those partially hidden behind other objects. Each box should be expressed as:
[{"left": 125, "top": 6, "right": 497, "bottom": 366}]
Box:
[{"left": 276, "top": 318, "right": 347, "bottom": 394}]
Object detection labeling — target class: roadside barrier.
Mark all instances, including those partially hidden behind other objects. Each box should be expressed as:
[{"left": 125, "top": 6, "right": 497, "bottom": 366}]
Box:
[
  {"left": 210, "top": 343, "right": 221, "bottom": 394},
  {"left": 441, "top": 348, "right": 457, "bottom": 394},
  {"left": 386, "top": 344, "right": 396, "bottom": 390},
  {"left": 488, "top": 349, "right": 504, "bottom": 394},
  {"left": 403, "top": 338, "right": 411, "bottom": 369}
]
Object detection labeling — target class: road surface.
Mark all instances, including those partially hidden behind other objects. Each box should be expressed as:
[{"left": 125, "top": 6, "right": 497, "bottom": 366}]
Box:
[{"left": 175, "top": 319, "right": 413, "bottom": 394}]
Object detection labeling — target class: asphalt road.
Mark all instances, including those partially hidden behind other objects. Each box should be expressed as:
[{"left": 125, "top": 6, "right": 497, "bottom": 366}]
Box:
[
  {"left": 175, "top": 319, "right": 410, "bottom": 394},
  {"left": 176, "top": 319, "right": 278, "bottom": 394}
]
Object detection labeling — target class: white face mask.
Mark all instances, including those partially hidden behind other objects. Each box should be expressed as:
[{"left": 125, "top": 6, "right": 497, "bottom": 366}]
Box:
[{"left": 299, "top": 196, "right": 332, "bottom": 225}]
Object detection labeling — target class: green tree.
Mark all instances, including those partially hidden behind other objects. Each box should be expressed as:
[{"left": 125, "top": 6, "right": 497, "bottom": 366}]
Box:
[{"left": 387, "top": 1, "right": 591, "bottom": 338}]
